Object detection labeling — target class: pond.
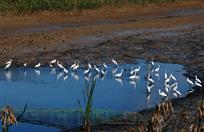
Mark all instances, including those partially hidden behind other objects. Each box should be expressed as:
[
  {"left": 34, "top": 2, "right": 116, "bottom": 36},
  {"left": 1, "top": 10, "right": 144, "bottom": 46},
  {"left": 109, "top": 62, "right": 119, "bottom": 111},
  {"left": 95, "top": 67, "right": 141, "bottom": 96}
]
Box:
[{"left": 0, "top": 59, "right": 189, "bottom": 131}]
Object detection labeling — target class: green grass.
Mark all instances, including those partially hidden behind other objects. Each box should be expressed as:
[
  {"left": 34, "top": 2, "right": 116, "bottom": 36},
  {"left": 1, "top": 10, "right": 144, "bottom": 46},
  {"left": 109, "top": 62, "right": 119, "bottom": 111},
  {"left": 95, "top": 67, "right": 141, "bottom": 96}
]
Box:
[{"left": 0, "top": 0, "right": 183, "bottom": 13}]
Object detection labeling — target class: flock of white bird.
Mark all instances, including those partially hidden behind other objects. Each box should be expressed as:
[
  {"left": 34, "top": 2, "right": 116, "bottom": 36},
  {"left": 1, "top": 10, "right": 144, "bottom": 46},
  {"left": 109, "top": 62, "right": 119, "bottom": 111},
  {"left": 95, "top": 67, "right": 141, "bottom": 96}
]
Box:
[{"left": 3, "top": 58, "right": 203, "bottom": 99}]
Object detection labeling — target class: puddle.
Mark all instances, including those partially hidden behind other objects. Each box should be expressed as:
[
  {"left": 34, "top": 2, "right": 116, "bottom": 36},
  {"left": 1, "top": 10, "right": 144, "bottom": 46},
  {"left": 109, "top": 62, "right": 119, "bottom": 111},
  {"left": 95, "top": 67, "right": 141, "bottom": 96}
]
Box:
[{"left": 0, "top": 59, "right": 190, "bottom": 129}]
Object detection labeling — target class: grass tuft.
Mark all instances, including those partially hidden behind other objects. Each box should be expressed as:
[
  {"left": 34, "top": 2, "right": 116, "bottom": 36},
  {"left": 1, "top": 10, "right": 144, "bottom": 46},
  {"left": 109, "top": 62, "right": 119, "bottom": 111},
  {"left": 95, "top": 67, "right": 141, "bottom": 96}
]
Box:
[{"left": 0, "top": 0, "right": 184, "bottom": 13}]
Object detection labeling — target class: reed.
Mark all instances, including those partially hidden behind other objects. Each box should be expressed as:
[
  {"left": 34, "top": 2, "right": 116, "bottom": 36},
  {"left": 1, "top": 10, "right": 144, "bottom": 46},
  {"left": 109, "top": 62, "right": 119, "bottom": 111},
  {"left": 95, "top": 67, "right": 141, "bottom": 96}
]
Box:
[{"left": 78, "top": 78, "right": 96, "bottom": 131}]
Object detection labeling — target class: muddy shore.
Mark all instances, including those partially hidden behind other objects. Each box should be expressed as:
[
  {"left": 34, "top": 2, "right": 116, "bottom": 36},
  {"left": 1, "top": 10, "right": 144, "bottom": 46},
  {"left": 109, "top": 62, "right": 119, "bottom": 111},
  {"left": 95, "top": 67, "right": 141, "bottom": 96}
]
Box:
[{"left": 0, "top": 1, "right": 204, "bottom": 131}]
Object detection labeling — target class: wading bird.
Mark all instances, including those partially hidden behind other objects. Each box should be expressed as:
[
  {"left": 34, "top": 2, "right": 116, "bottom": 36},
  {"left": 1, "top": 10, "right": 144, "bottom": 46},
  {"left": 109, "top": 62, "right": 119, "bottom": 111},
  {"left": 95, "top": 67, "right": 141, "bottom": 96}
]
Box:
[
  {"left": 103, "top": 62, "right": 107, "bottom": 69},
  {"left": 195, "top": 75, "right": 202, "bottom": 84},
  {"left": 70, "top": 61, "right": 77, "bottom": 69},
  {"left": 5, "top": 59, "right": 13, "bottom": 65},
  {"left": 57, "top": 61, "right": 64, "bottom": 69},
  {"left": 158, "top": 89, "right": 167, "bottom": 98},
  {"left": 34, "top": 62, "right": 41, "bottom": 68},
  {"left": 112, "top": 58, "right": 118, "bottom": 66},
  {"left": 73, "top": 62, "right": 79, "bottom": 71},
  {"left": 155, "top": 65, "right": 160, "bottom": 73},
  {"left": 24, "top": 62, "right": 27, "bottom": 67},
  {"left": 94, "top": 65, "right": 100, "bottom": 73},
  {"left": 50, "top": 59, "right": 56, "bottom": 67}
]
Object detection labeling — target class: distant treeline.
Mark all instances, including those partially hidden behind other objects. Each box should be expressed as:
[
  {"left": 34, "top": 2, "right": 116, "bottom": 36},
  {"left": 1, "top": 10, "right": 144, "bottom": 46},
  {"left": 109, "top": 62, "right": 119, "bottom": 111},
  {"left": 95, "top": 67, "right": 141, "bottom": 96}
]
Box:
[{"left": 0, "top": 0, "right": 184, "bottom": 13}]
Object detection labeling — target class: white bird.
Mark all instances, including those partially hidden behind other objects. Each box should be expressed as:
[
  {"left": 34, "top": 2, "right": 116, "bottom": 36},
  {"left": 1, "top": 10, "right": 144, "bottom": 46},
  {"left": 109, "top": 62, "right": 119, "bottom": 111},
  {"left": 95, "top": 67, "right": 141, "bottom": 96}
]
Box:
[
  {"left": 158, "top": 89, "right": 167, "bottom": 98},
  {"left": 195, "top": 81, "right": 202, "bottom": 87},
  {"left": 35, "top": 62, "right": 41, "bottom": 68},
  {"left": 112, "top": 58, "right": 118, "bottom": 66},
  {"left": 50, "top": 59, "right": 57, "bottom": 67},
  {"left": 165, "top": 86, "right": 169, "bottom": 93},
  {"left": 165, "top": 76, "right": 171, "bottom": 84},
  {"left": 115, "top": 69, "right": 123, "bottom": 78},
  {"left": 5, "top": 59, "right": 13, "bottom": 65},
  {"left": 24, "top": 62, "right": 27, "bottom": 67},
  {"left": 170, "top": 74, "right": 176, "bottom": 81},
  {"left": 103, "top": 62, "right": 107, "bottom": 69},
  {"left": 4, "top": 63, "right": 12, "bottom": 70},
  {"left": 147, "top": 74, "right": 154, "bottom": 83},
  {"left": 88, "top": 62, "right": 92, "bottom": 69},
  {"left": 50, "top": 59, "right": 57, "bottom": 64},
  {"left": 73, "top": 62, "right": 79, "bottom": 71},
  {"left": 147, "top": 84, "right": 154, "bottom": 93},
  {"left": 131, "top": 66, "right": 141, "bottom": 75},
  {"left": 57, "top": 61, "right": 64, "bottom": 69},
  {"left": 187, "top": 78, "right": 194, "bottom": 86},
  {"left": 155, "top": 65, "right": 160, "bottom": 72},
  {"left": 70, "top": 61, "right": 76, "bottom": 69},
  {"left": 50, "top": 63, "right": 54, "bottom": 68},
  {"left": 83, "top": 68, "right": 90, "bottom": 75},
  {"left": 129, "top": 73, "right": 137, "bottom": 80},
  {"left": 186, "top": 89, "right": 195, "bottom": 95},
  {"left": 94, "top": 65, "right": 100, "bottom": 73},
  {"left": 155, "top": 73, "right": 159, "bottom": 78},
  {"left": 173, "top": 92, "right": 178, "bottom": 98},
  {"left": 195, "top": 75, "right": 202, "bottom": 84},
  {"left": 151, "top": 58, "right": 154, "bottom": 66},
  {"left": 173, "top": 89, "right": 181, "bottom": 96},
  {"left": 165, "top": 69, "right": 168, "bottom": 79},
  {"left": 101, "top": 69, "right": 107, "bottom": 76},
  {"left": 171, "top": 82, "right": 178, "bottom": 91},
  {"left": 63, "top": 68, "right": 68, "bottom": 75}
]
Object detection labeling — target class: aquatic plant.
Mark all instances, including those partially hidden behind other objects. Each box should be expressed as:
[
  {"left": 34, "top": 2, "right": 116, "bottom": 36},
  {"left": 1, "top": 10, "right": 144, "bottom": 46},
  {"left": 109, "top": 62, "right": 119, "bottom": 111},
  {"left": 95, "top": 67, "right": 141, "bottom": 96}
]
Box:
[
  {"left": 77, "top": 78, "right": 96, "bottom": 131},
  {"left": 0, "top": 105, "right": 27, "bottom": 132}
]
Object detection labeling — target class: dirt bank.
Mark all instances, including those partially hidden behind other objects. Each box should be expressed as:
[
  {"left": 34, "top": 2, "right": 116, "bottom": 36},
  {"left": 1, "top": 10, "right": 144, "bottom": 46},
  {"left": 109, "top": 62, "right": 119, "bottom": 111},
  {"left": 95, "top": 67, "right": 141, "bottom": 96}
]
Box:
[{"left": 0, "top": 1, "right": 203, "bottom": 68}]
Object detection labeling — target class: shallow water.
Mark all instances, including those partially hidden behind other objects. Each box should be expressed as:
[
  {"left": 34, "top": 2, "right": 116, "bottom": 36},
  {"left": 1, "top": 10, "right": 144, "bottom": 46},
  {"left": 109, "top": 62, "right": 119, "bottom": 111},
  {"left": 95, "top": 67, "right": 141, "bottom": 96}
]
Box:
[
  {"left": 0, "top": 123, "right": 59, "bottom": 132},
  {"left": 0, "top": 59, "right": 189, "bottom": 130}
]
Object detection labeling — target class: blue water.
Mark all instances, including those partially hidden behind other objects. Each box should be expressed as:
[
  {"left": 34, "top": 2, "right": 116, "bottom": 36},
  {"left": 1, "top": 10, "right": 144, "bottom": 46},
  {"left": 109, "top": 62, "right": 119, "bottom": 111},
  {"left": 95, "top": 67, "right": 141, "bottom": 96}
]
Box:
[
  {"left": 0, "top": 123, "right": 59, "bottom": 132},
  {"left": 0, "top": 59, "right": 189, "bottom": 130}
]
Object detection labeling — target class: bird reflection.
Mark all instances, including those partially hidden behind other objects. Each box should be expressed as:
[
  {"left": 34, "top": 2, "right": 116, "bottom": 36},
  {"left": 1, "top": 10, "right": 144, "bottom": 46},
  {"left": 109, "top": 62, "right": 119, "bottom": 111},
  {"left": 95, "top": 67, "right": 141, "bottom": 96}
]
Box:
[
  {"left": 24, "top": 70, "right": 27, "bottom": 78},
  {"left": 4, "top": 70, "right": 12, "bottom": 81},
  {"left": 115, "top": 78, "right": 123, "bottom": 86},
  {"left": 146, "top": 92, "right": 151, "bottom": 108},
  {"left": 84, "top": 73, "right": 91, "bottom": 82},
  {"left": 129, "top": 80, "right": 136, "bottom": 88},
  {"left": 35, "top": 69, "right": 41, "bottom": 76},
  {"left": 63, "top": 75, "right": 68, "bottom": 81},
  {"left": 71, "top": 72, "right": 79, "bottom": 80},
  {"left": 50, "top": 68, "right": 56, "bottom": 75},
  {"left": 93, "top": 73, "right": 100, "bottom": 81},
  {"left": 155, "top": 73, "right": 160, "bottom": 80},
  {"left": 57, "top": 72, "right": 64, "bottom": 80},
  {"left": 112, "top": 67, "right": 118, "bottom": 75},
  {"left": 101, "top": 70, "right": 107, "bottom": 81}
]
